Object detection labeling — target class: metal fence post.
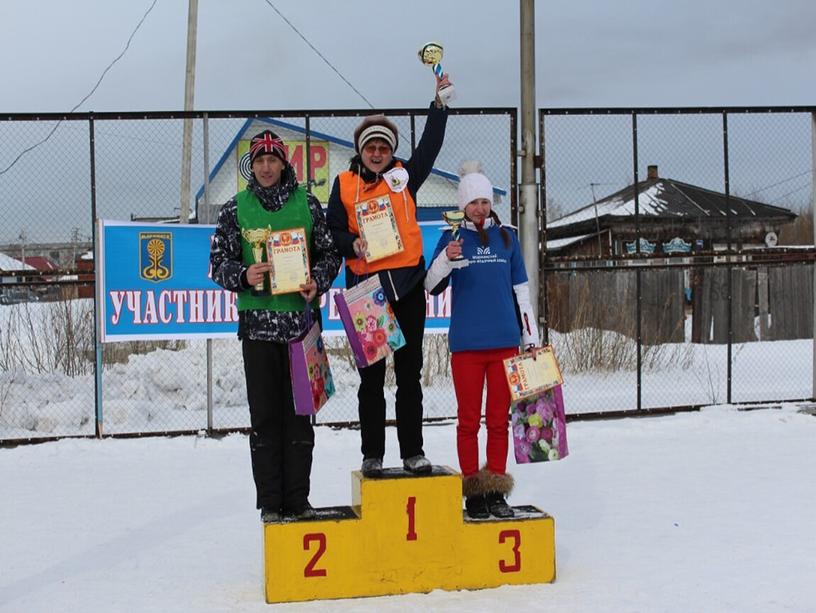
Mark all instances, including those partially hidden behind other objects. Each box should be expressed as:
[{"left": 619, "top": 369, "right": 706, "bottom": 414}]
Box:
[
  {"left": 632, "top": 112, "right": 642, "bottom": 412},
  {"left": 539, "top": 110, "right": 549, "bottom": 345},
  {"left": 811, "top": 111, "right": 816, "bottom": 400},
  {"left": 203, "top": 113, "right": 214, "bottom": 434},
  {"left": 723, "top": 112, "right": 733, "bottom": 404},
  {"left": 89, "top": 115, "right": 103, "bottom": 437}
]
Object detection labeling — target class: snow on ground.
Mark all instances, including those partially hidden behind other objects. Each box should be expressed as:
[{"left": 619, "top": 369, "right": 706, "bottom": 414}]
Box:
[{"left": 1, "top": 403, "right": 814, "bottom": 612}]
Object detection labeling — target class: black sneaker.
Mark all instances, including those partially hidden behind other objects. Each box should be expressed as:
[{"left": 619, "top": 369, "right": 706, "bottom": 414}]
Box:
[
  {"left": 286, "top": 502, "right": 317, "bottom": 520},
  {"left": 403, "top": 454, "right": 432, "bottom": 474},
  {"left": 465, "top": 495, "right": 490, "bottom": 519},
  {"left": 486, "top": 492, "right": 514, "bottom": 518},
  {"left": 260, "top": 507, "right": 281, "bottom": 523},
  {"left": 361, "top": 457, "right": 383, "bottom": 477}
]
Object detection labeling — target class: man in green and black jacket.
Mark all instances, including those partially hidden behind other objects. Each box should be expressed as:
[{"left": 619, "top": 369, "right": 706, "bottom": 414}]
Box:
[{"left": 210, "top": 130, "right": 341, "bottom": 523}]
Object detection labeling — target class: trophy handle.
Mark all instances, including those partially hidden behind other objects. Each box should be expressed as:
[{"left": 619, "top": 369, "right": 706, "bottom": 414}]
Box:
[{"left": 251, "top": 244, "right": 266, "bottom": 293}]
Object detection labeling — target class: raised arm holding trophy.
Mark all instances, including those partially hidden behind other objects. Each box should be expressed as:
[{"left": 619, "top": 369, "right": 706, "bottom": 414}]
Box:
[{"left": 326, "top": 60, "right": 452, "bottom": 480}]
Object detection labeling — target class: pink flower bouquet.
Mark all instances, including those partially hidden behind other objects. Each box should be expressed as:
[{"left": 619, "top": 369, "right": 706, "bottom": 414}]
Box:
[{"left": 511, "top": 385, "right": 568, "bottom": 463}]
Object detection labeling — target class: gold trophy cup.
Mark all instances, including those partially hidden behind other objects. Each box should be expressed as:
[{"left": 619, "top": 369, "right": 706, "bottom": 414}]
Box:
[
  {"left": 441, "top": 210, "right": 466, "bottom": 261},
  {"left": 241, "top": 227, "right": 271, "bottom": 294},
  {"left": 418, "top": 42, "right": 455, "bottom": 105}
]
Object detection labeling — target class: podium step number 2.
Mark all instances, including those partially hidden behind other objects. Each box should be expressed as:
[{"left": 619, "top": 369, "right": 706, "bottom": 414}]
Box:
[{"left": 263, "top": 466, "right": 555, "bottom": 603}]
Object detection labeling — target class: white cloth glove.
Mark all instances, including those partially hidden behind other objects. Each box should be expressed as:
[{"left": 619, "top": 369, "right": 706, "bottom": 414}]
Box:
[
  {"left": 424, "top": 249, "right": 469, "bottom": 291},
  {"left": 513, "top": 281, "right": 540, "bottom": 347}
]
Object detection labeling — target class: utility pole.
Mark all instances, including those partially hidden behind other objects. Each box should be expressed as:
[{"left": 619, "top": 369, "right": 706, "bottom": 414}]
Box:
[
  {"left": 71, "top": 227, "right": 80, "bottom": 267},
  {"left": 590, "top": 182, "right": 602, "bottom": 256},
  {"left": 18, "top": 230, "right": 26, "bottom": 265},
  {"left": 519, "top": 0, "right": 539, "bottom": 323},
  {"left": 178, "top": 0, "right": 198, "bottom": 225}
]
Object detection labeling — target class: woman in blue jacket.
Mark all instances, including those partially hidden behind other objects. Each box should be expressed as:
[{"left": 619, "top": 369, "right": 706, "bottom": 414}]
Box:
[{"left": 425, "top": 162, "right": 539, "bottom": 519}]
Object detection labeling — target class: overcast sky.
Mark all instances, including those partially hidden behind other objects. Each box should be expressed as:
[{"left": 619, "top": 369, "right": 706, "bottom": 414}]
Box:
[
  {"left": 2, "top": 0, "right": 815, "bottom": 112},
  {"left": 1, "top": 0, "right": 815, "bottom": 245}
]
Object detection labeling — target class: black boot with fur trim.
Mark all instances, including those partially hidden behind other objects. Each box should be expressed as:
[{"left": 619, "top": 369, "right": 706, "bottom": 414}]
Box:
[
  {"left": 462, "top": 472, "right": 489, "bottom": 519},
  {"left": 486, "top": 491, "right": 514, "bottom": 518},
  {"left": 464, "top": 494, "right": 489, "bottom": 519},
  {"left": 482, "top": 470, "right": 515, "bottom": 518},
  {"left": 463, "top": 469, "right": 514, "bottom": 519}
]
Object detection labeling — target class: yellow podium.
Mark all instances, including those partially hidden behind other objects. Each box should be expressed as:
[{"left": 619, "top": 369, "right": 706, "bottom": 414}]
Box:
[{"left": 263, "top": 466, "right": 555, "bottom": 603}]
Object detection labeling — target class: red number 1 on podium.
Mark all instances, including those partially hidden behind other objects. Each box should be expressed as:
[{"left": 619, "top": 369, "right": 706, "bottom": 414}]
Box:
[{"left": 406, "top": 496, "right": 417, "bottom": 541}]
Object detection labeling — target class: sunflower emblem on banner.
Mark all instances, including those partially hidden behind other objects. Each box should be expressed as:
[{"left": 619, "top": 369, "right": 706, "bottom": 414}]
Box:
[{"left": 139, "top": 232, "right": 173, "bottom": 282}]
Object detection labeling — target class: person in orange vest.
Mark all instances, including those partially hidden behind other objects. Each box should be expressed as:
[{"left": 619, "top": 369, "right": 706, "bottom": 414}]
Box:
[{"left": 327, "top": 75, "right": 452, "bottom": 477}]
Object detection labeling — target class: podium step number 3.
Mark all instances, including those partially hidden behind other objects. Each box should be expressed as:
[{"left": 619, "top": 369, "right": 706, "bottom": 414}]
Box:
[{"left": 263, "top": 466, "right": 555, "bottom": 603}]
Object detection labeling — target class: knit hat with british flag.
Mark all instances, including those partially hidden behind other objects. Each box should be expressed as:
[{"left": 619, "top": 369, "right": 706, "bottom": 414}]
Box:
[{"left": 249, "top": 130, "right": 288, "bottom": 165}]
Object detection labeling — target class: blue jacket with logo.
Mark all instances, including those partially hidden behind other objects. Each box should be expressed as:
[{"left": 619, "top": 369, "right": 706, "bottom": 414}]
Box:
[{"left": 428, "top": 222, "right": 528, "bottom": 352}]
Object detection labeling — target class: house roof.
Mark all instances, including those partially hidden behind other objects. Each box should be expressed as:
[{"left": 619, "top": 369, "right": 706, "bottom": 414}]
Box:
[
  {"left": 22, "top": 256, "right": 59, "bottom": 271},
  {"left": 0, "top": 253, "right": 34, "bottom": 271},
  {"left": 546, "top": 233, "right": 596, "bottom": 252},
  {"left": 194, "top": 117, "right": 507, "bottom": 206},
  {"left": 548, "top": 177, "right": 797, "bottom": 238}
]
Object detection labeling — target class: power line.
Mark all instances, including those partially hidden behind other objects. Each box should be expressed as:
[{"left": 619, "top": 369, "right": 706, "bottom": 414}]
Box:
[
  {"left": 260, "top": 0, "right": 374, "bottom": 109},
  {"left": 770, "top": 181, "right": 812, "bottom": 204},
  {"left": 743, "top": 169, "right": 811, "bottom": 198},
  {"left": 0, "top": 0, "right": 159, "bottom": 177}
]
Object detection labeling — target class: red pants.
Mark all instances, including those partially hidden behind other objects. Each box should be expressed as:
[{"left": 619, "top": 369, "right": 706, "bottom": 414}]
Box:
[{"left": 451, "top": 347, "right": 518, "bottom": 478}]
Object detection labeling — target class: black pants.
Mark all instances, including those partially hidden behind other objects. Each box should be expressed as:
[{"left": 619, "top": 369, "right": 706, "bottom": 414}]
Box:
[
  {"left": 358, "top": 282, "right": 426, "bottom": 460},
  {"left": 242, "top": 339, "right": 314, "bottom": 512}
]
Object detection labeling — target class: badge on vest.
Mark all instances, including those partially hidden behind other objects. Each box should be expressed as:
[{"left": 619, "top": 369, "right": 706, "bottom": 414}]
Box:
[{"left": 383, "top": 167, "right": 409, "bottom": 193}]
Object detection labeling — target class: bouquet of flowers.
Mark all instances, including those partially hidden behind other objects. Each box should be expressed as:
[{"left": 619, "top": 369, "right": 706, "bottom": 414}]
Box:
[{"left": 511, "top": 385, "right": 568, "bottom": 463}]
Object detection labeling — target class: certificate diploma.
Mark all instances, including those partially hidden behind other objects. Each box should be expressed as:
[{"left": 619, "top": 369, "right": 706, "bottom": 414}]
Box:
[
  {"left": 503, "top": 346, "right": 564, "bottom": 402},
  {"left": 266, "top": 227, "right": 310, "bottom": 295},
  {"left": 354, "top": 196, "right": 404, "bottom": 262}
]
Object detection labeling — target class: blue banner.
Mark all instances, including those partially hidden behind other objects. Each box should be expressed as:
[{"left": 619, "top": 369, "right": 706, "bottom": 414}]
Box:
[{"left": 98, "top": 220, "right": 451, "bottom": 342}]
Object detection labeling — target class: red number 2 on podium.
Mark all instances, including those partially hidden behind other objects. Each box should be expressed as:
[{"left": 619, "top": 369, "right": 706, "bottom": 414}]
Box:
[{"left": 303, "top": 533, "right": 327, "bottom": 577}]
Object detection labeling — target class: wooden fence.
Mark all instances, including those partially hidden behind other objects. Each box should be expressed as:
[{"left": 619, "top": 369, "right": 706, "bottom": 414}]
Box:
[{"left": 547, "top": 263, "right": 813, "bottom": 344}]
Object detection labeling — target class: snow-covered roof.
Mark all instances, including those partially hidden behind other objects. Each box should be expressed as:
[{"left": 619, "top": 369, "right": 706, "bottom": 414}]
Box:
[
  {"left": 0, "top": 253, "right": 35, "bottom": 271},
  {"left": 546, "top": 233, "right": 594, "bottom": 251},
  {"left": 549, "top": 185, "right": 669, "bottom": 229},
  {"left": 548, "top": 177, "right": 797, "bottom": 237}
]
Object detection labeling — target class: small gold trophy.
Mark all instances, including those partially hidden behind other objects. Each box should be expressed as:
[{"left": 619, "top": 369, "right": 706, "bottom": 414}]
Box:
[
  {"left": 418, "top": 42, "right": 455, "bottom": 105},
  {"left": 241, "top": 227, "right": 271, "bottom": 295},
  {"left": 441, "top": 210, "right": 466, "bottom": 261}
]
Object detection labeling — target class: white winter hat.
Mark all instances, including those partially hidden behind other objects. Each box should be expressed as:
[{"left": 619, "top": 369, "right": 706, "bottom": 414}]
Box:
[{"left": 456, "top": 160, "right": 493, "bottom": 210}]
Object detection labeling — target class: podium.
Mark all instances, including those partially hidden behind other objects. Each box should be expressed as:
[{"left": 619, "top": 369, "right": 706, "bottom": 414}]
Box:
[{"left": 263, "top": 466, "right": 556, "bottom": 603}]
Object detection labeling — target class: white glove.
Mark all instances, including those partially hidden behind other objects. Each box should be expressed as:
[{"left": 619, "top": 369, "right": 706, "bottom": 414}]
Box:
[{"left": 513, "top": 282, "right": 540, "bottom": 347}]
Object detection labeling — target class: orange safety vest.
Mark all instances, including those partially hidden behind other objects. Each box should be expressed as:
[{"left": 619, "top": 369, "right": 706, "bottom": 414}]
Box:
[{"left": 337, "top": 163, "right": 423, "bottom": 275}]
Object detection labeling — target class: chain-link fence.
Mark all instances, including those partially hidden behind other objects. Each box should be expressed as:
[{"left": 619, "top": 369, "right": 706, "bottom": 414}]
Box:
[
  {"left": 2, "top": 106, "right": 813, "bottom": 444},
  {"left": 540, "top": 107, "right": 815, "bottom": 416},
  {"left": 0, "top": 107, "right": 516, "bottom": 442}
]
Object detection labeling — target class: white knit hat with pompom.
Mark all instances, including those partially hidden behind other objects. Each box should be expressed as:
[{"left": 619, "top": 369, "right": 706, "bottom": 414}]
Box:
[{"left": 456, "top": 160, "right": 493, "bottom": 210}]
